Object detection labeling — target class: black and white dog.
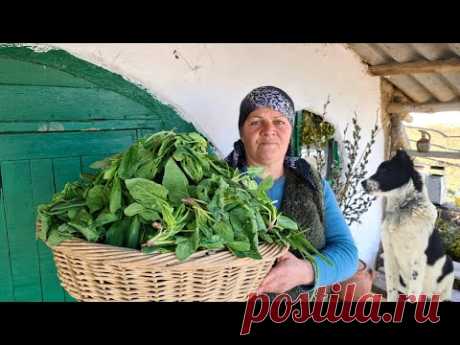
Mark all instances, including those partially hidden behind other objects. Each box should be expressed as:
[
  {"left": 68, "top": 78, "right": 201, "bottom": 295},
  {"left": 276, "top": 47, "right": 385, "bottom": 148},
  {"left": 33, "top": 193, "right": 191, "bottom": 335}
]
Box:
[{"left": 362, "top": 150, "right": 454, "bottom": 301}]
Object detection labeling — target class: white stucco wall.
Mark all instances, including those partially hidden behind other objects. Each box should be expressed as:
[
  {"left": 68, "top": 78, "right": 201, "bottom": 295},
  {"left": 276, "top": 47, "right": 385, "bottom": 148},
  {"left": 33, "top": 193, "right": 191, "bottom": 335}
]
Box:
[{"left": 50, "top": 43, "right": 385, "bottom": 269}]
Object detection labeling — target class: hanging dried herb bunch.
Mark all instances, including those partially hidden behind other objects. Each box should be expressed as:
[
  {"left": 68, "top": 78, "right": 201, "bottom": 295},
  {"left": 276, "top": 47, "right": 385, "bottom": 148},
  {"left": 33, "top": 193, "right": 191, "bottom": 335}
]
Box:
[{"left": 301, "top": 97, "right": 335, "bottom": 149}]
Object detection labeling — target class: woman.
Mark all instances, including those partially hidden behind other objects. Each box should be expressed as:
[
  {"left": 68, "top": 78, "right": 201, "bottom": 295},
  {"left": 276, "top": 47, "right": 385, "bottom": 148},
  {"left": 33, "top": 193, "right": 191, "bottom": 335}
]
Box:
[{"left": 225, "top": 86, "right": 358, "bottom": 299}]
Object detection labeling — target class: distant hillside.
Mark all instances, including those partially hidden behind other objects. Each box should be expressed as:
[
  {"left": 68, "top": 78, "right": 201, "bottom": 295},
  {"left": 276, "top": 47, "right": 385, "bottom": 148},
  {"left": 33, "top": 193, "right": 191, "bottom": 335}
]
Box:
[{"left": 406, "top": 125, "right": 460, "bottom": 203}]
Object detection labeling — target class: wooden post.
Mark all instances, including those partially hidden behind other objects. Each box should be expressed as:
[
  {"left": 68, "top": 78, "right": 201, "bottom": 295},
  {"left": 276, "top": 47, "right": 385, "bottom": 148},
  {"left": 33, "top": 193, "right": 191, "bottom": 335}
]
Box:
[
  {"left": 380, "top": 80, "right": 412, "bottom": 159},
  {"left": 380, "top": 79, "right": 394, "bottom": 160},
  {"left": 390, "top": 113, "right": 411, "bottom": 153}
]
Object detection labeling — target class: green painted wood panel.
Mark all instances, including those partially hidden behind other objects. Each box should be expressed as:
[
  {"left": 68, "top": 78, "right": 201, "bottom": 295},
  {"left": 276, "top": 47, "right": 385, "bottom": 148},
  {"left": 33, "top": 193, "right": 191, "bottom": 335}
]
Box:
[
  {"left": 0, "top": 57, "right": 96, "bottom": 88},
  {"left": 138, "top": 129, "right": 158, "bottom": 140},
  {"left": 0, "top": 45, "right": 197, "bottom": 301},
  {"left": 0, "top": 46, "right": 181, "bottom": 128},
  {"left": 0, "top": 132, "right": 138, "bottom": 301},
  {"left": 0, "top": 130, "right": 137, "bottom": 161},
  {"left": 1, "top": 161, "right": 42, "bottom": 301},
  {"left": 0, "top": 85, "right": 153, "bottom": 121},
  {"left": 53, "top": 157, "right": 82, "bottom": 194},
  {"left": 292, "top": 110, "right": 303, "bottom": 157},
  {"left": 138, "top": 119, "right": 195, "bottom": 140},
  {"left": 0, "top": 179, "right": 14, "bottom": 301},
  {"left": 52, "top": 157, "right": 83, "bottom": 302},
  {"left": 0, "top": 119, "right": 163, "bottom": 134},
  {"left": 31, "top": 159, "right": 66, "bottom": 301}
]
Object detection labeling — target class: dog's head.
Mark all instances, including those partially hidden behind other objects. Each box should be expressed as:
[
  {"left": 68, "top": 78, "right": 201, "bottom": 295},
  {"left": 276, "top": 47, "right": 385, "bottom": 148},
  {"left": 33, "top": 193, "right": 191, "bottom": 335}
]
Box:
[{"left": 361, "top": 150, "right": 423, "bottom": 196}]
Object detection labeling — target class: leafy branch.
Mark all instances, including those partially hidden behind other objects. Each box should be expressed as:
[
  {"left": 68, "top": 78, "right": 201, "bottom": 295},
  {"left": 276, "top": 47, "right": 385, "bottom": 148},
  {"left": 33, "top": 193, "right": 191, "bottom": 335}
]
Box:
[{"left": 331, "top": 113, "right": 379, "bottom": 226}]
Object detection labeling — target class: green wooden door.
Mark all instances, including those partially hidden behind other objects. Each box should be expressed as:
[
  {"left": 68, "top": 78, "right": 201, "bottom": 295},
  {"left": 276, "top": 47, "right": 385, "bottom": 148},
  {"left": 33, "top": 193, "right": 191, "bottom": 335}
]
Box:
[
  {"left": 0, "top": 45, "right": 195, "bottom": 301},
  {"left": 0, "top": 131, "right": 137, "bottom": 301}
]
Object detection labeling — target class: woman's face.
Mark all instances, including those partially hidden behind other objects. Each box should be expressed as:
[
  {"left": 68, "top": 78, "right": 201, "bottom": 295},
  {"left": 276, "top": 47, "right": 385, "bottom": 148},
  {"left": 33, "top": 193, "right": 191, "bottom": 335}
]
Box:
[{"left": 240, "top": 107, "right": 292, "bottom": 166}]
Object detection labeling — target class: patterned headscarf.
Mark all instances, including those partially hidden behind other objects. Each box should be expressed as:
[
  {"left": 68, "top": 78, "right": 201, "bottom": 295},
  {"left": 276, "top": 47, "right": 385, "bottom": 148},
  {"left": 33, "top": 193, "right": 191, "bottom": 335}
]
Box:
[
  {"left": 238, "top": 86, "right": 296, "bottom": 129},
  {"left": 225, "top": 86, "right": 318, "bottom": 191}
]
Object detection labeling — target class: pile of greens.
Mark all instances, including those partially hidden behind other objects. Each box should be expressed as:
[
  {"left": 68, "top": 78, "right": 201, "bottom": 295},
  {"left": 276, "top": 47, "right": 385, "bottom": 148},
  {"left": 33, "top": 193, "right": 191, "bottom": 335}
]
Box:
[{"left": 37, "top": 131, "right": 328, "bottom": 263}]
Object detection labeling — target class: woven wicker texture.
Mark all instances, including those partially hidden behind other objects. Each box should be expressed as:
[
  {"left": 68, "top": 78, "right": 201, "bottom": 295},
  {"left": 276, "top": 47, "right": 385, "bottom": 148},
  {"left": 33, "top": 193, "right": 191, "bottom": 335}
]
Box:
[{"left": 51, "top": 239, "right": 288, "bottom": 302}]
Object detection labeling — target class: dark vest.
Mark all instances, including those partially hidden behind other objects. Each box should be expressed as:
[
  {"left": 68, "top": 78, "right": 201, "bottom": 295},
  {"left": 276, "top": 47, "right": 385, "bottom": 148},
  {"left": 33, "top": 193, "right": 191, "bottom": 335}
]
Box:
[
  {"left": 280, "top": 167, "right": 326, "bottom": 251},
  {"left": 268, "top": 165, "right": 326, "bottom": 301}
]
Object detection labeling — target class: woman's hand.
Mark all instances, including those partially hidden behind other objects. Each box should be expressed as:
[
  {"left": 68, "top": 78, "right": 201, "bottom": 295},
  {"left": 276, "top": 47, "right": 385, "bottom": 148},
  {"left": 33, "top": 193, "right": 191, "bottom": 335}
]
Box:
[{"left": 256, "top": 251, "right": 315, "bottom": 295}]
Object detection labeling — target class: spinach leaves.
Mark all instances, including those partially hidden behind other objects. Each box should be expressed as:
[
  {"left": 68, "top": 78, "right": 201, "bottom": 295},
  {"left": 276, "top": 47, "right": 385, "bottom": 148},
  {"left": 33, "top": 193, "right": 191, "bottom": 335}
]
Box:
[{"left": 37, "top": 131, "right": 329, "bottom": 265}]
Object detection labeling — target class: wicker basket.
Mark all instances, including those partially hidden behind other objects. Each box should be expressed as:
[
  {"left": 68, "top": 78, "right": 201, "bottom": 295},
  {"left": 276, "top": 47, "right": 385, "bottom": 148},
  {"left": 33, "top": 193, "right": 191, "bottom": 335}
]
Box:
[{"left": 50, "top": 239, "right": 288, "bottom": 302}]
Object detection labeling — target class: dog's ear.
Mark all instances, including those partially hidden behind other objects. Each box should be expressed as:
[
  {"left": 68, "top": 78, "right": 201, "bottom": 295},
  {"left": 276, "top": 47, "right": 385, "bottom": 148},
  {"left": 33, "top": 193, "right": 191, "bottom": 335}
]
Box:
[
  {"left": 395, "top": 149, "right": 411, "bottom": 162},
  {"left": 395, "top": 149, "right": 415, "bottom": 167},
  {"left": 411, "top": 169, "right": 423, "bottom": 192}
]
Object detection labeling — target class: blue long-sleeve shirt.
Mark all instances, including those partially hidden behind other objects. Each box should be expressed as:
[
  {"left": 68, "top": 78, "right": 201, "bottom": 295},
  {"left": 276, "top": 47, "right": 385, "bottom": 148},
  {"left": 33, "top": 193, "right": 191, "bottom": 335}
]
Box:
[{"left": 256, "top": 175, "right": 359, "bottom": 288}]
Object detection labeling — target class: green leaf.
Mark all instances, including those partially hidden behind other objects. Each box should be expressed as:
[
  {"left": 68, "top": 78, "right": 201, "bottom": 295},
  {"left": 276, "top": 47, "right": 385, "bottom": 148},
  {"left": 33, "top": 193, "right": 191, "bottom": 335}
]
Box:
[
  {"left": 173, "top": 147, "right": 187, "bottom": 161},
  {"left": 103, "top": 164, "right": 117, "bottom": 181},
  {"left": 105, "top": 219, "right": 129, "bottom": 247},
  {"left": 142, "top": 245, "right": 175, "bottom": 255},
  {"left": 227, "top": 240, "right": 250, "bottom": 252},
  {"left": 162, "top": 158, "right": 189, "bottom": 205},
  {"left": 255, "top": 211, "right": 267, "bottom": 231},
  {"left": 277, "top": 215, "right": 298, "bottom": 230},
  {"left": 244, "top": 249, "right": 263, "bottom": 260},
  {"left": 288, "top": 231, "right": 332, "bottom": 266},
  {"left": 200, "top": 235, "right": 224, "bottom": 250},
  {"left": 242, "top": 215, "right": 260, "bottom": 256},
  {"left": 175, "top": 237, "right": 194, "bottom": 261},
  {"left": 73, "top": 208, "right": 93, "bottom": 226},
  {"left": 46, "top": 227, "right": 75, "bottom": 247},
  {"left": 67, "top": 207, "right": 80, "bottom": 220},
  {"left": 139, "top": 209, "right": 161, "bottom": 222},
  {"left": 124, "top": 202, "right": 145, "bottom": 217},
  {"left": 63, "top": 182, "right": 85, "bottom": 200},
  {"left": 125, "top": 178, "right": 168, "bottom": 208},
  {"left": 228, "top": 247, "right": 262, "bottom": 260},
  {"left": 110, "top": 177, "right": 122, "bottom": 214},
  {"left": 213, "top": 221, "right": 234, "bottom": 243},
  {"left": 57, "top": 223, "right": 79, "bottom": 236},
  {"left": 68, "top": 222, "right": 100, "bottom": 242},
  {"left": 126, "top": 216, "right": 141, "bottom": 249},
  {"left": 191, "top": 227, "right": 200, "bottom": 250},
  {"left": 86, "top": 185, "right": 108, "bottom": 214},
  {"left": 258, "top": 231, "right": 273, "bottom": 244},
  {"left": 229, "top": 207, "right": 248, "bottom": 237},
  {"left": 157, "top": 135, "right": 176, "bottom": 158},
  {"left": 89, "top": 157, "right": 112, "bottom": 170},
  {"left": 94, "top": 212, "right": 120, "bottom": 227},
  {"left": 118, "top": 144, "right": 140, "bottom": 179},
  {"left": 136, "top": 160, "right": 158, "bottom": 179},
  {"left": 196, "top": 179, "right": 214, "bottom": 203},
  {"left": 257, "top": 176, "right": 274, "bottom": 195},
  {"left": 181, "top": 156, "right": 203, "bottom": 182},
  {"left": 187, "top": 132, "right": 207, "bottom": 144}
]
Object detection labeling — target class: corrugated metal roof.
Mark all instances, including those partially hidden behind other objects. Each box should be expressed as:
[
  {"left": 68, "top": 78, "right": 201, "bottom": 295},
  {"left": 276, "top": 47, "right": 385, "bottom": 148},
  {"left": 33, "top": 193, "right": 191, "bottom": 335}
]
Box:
[{"left": 347, "top": 43, "right": 460, "bottom": 104}]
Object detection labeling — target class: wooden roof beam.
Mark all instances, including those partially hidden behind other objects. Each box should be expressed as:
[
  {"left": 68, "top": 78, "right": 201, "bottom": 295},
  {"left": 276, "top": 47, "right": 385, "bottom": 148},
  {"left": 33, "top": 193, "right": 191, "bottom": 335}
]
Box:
[
  {"left": 369, "top": 58, "right": 460, "bottom": 76},
  {"left": 387, "top": 100, "right": 460, "bottom": 114}
]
